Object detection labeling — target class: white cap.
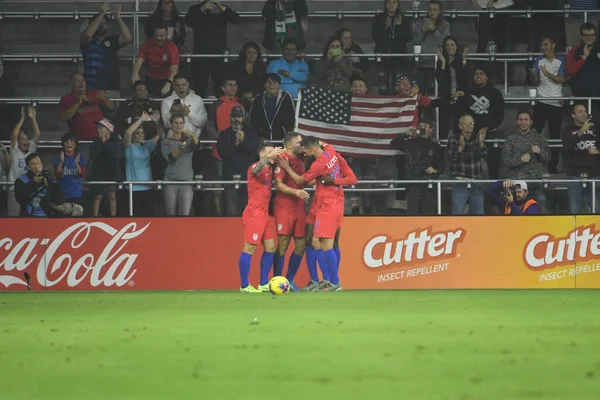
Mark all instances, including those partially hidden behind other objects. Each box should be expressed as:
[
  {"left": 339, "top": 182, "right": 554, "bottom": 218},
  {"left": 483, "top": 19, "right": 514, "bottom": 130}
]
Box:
[{"left": 513, "top": 180, "right": 528, "bottom": 191}]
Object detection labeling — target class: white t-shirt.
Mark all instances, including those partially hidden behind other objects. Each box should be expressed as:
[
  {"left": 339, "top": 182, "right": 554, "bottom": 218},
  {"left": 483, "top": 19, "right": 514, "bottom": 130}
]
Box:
[
  {"left": 535, "top": 56, "right": 566, "bottom": 108},
  {"left": 8, "top": 142, "right": 38, "bottom": 183}
]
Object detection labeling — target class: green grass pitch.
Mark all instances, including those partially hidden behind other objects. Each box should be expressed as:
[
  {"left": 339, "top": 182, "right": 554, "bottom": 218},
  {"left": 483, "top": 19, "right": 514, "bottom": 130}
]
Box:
[{"left": 1, "top": 290, "right": 599, "bottom": 399}]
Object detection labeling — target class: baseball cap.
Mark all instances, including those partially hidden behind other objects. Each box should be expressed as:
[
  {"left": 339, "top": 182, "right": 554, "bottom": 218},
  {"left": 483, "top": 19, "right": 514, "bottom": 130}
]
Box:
[
  {"left": 395, "top": 74, "right": 411, "bottom": 85},
  {"left": 265, "top": 73, "right": 281, "bottom": 84},
  {"left": 230, "top": 105, "right": 245, "bottom": 118},
  {"left": 94, "top": 118, "right": 115, "bottom": 132},
  {"left": 513, "top": 180, "right": 528, "bottom": 191}
]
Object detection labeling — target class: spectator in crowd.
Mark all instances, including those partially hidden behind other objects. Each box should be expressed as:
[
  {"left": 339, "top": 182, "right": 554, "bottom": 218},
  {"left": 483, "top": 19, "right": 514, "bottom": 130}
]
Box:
[
  {"left": 7, "top": 106, "right": 40, "bottom": 217},
  {"left": 89, "top": 118, "right": 124, "bottom": 217},
  {"left": 131, "top": 25, "right": 180, "bottom": 97},
  {"left": 371, "top": 0, "right": 412, "bottom": 94},
  {"left": 391, "top": 118, "right": 443, "bottom": 215},
  {"left": 231, "top": 42, "right": 267, "bottom": 106},
  {"left": 447, "top": 114, "right": 488, "bottom": 215},
  {"left": 487, "top": 179, "right": 541, "bottom": 215},
  {"left": 14, "top": 154, "right": 64, "bottom": 217},
  {"left": 123, "top": 112, "right": 161, "bottom": 216},
  {"left": 207, "top": 77, "right": 243, "bottom": 215},
  {"left": 316, "top": 36, "right": 355, "bottom": 93},
  {"left": 186, "top": 0, "right": 240, "bottom": 98},
  {"left": 161, "top": 113, "right": 201, "bottom": 216},
  {"left": 262, "top": 0, "right": 308, "bottom": 53},
  {"left": 337, "top": 28, "right": 369, "bottom": 76},
  {"left": 457, "top": 63, "right": 505, "bottom": 179},
  {"left": 351, "top": 77, "right": 369, "bottom": 95},
  {"left": 0, "top": 142, "right": 9, "bottom": 186},
  {"left": 530, "top": 36, "right": 566, "bottom": 173},
  {"left": 567, "top": 22, "right": 600, "bottom": 119},
  {"left": 267, "top": 38, "right": 309, "bottom": 99},
  {"left": 501, "top": 110, "right": 550, "bottom": 211},
  {"left": 162, "top": 74, "right": 207, "bottom": 138},
  {"left": 145, "top": 0, "right": 186, "bottom": 49},
  {"left": 249, "top": 73, "right": 295, "bottom": 141},
  {"left": 116, "top": 81, "right": 162, "bottom": 140},
  {"left": 565, "top": 0, "right": 599, "bottom": 46},
  {"left": 59, "top": 73, "right": 115, "bottom": 144},
  {"left": 561, "top": 103, "right": 600, "bottom": 214},
  {"left": 396, "top": 74, "right": 440, "bottom": 124},
  {"left": 413, "top": 0, "right": 450, "bottom": 96},
  {"left": 54, "top": 132, "right": 86, "bottom": 207},
  {"left": 472, "top": 0, "right": 513, "bottom": 82},
  {"left": 217, "top": 106, "right": 259, "bottom": 216},
  {"left": 435, "top": 36, "right": 470, "bottom": 139},
  {"left": 81, "top": 3, "right": 133, "bottom": 98}
]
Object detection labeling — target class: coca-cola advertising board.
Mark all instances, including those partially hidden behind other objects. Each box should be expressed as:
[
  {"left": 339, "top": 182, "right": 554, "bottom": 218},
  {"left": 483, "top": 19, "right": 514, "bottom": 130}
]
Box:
[{"left": 1, "top": 217, "right": 599, "bottom": 291}]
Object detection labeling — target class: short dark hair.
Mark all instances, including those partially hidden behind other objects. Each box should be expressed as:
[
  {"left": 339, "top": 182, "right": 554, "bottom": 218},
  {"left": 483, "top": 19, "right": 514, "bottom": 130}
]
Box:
[
  {"left": 516, "top": 109, "right": 533, "bottom": 120},
  {"left": 300, "top": 136, "right": 320, "bottom": 149},
  {"left": 336, "top": 27, "right": 351, "bottom": 38},
  {"left": 153, "top": 22, "right": 168, "bottom": 32},
  {"left": 132, "top": 80, "right": 147, "bottom": 92},
  {"left": 418, "top": 117, "right": 434, "bottom": 128},
  {"left": 282, "top": 37, "right": 298, "bottom": 49},
  {"left": 257, "top": 141, "right": 275, "bottom": 155},
  {"left": 540, "top": 36, "right": 556, "bottom": 45},
  {"left": 283, "top": 132, "right": 301, "bottom": 146},
  {"left": 572, "top": 102, "right": 587, "bottom": 114},
  {"left": 221, "top": 77, "right": 238, "bottom": 86},
  {"left": 351, "top": 77, "right": 367, "bottom": 86},
  {"left": 580, "top": 22, "right": 597, "bottom": 35},
  {"left": 70, "top": 72, "right": 84, "bottom": 82},
  {"left": 173, "top": 74, "right": 189, "bottom": 83},
  {"left": 170, "top": 112, "right": 185, "bottom": 124},
  {"left": 25, "top": 153, "right": 41, "bottom": 166}
]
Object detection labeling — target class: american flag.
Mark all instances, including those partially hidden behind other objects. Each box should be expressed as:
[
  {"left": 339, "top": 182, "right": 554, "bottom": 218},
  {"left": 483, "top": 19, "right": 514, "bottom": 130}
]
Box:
[{"left": 295, "top": 86, "right": 417, "bottom": 157}]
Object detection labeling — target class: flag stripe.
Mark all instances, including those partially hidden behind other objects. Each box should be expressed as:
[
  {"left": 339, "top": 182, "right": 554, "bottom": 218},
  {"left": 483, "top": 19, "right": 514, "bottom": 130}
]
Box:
[
  {"left": 351, "top": 110, "right": 414, "bottom": 119},
  {"left": 298, "top": 120, "right": 410, "bottom": 135}
]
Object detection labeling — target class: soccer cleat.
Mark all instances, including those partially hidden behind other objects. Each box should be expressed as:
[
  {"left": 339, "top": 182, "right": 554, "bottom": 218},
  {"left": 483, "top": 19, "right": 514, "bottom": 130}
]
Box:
[
  {"left": 324, "top": 283, "right": 342, "bottom": 292},
  {"left": 289, "top": 281, "right": 299, "bottom": 292},
  {"left": 257, "top": 283, "right": 271, "bottom": 293},
  {"left": 240, "top": 285, "right": 260, "bottom": 293},
  {"left": 300, "top": 280, "right": 319, "bottom": 292},
  {"left": 313, "top": 281, "right": 331, "bottom": 292}
]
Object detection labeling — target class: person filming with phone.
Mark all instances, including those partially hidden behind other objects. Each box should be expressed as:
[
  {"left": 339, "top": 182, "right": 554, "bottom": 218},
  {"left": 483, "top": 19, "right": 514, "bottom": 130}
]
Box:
[
  {"left": 487, "top": 179, "right": 541, "bottom": 215},
  {"left": 567, "top": 22, "right": 600, "bottom": 119},
  {"left": 316, "top": 36, "right": 355, "bottom": 93}
]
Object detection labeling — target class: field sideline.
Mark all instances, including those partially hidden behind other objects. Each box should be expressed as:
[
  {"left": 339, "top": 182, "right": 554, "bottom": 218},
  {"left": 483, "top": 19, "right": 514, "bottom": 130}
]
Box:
[{"left": 1, "top": 290, "right": 599, "bottom": 399}]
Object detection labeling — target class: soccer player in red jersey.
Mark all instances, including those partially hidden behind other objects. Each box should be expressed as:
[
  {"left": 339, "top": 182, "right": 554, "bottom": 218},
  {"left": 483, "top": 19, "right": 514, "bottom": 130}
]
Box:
[
  {"left": 238, "top": 142, "right": 283, "bottom": 293},
  {"left": 273, "top": 132, "right": 311, "bottom": 290},
  {"left": 278, "top": 136, "right": 357, "bottom": 291}
]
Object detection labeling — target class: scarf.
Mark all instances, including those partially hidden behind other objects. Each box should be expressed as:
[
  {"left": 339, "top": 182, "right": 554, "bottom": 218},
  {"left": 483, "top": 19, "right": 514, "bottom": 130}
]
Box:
[{"left": 274, "top": 0, "right": 299, "bottom": 53}]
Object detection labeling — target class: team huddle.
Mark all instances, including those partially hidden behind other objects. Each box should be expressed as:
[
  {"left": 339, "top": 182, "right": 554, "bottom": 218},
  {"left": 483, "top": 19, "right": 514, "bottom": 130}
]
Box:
[{"left": 238, "top": 133, "right": 357, "bottom": 293}]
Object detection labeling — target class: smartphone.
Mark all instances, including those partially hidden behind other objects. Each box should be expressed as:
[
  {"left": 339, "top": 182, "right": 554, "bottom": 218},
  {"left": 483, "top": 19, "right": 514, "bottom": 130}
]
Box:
[
  {"left": 173, "top": 99, "right": 181, "bottom": 105},
  {"left": 332, "top": 48, "right": 342, "bottom": 57}
]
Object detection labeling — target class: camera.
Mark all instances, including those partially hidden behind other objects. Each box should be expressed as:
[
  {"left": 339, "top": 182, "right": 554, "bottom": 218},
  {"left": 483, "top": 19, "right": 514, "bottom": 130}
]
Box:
[{"left": 500, "top": 186, "right": 515, "bottom": 198}]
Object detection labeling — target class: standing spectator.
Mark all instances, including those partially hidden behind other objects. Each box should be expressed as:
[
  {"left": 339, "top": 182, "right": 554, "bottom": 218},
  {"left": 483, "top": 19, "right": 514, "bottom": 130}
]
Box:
[
  {"left": 448, "top": 114, "right": 488, "bottom": 215},
  {"left": 262, "top": 0, "right": 308, "bottom": 53},
  {"left": 206, "top": 77, "right": 243, "bottom": 215},
  {"left": 116, "top": 81, "right": 162, "bottom": 140},
  {"left": 371, "top": 0, "right": 412, "bottom": 94},
  {"left": 337, "top": 28, "right": 370, "bottom": 76},
  {"left": 413, "top": 0, "right": 450, "bottom": 96},
  {"left": 162, "top": 74, "right": 207, "bottom": 138},
  {"left": 567, "top": 22, "right": 600, "bottom": 119},
  {"left": 561, "top": 103, "right": 600, "bottom": 214},
  {"left": 217, "top": 106, "right": 260, "bottom": 216},
  {"left": 54, "top": 133, "right": 86, "bottom": 207},
  {"left": 58, "top": 73, "right": 115, "bottom": 143},
  {"left": 249, "top": 73, "right": 295, "bottom": 141},
  {"left": 123, "top": 112, "right": 161, "bottom": 216},
  {"left": 267, "top": 38, "right": 309, "bottom": 99},
  {"left": 396, "top": 75, "right": 440, "bottom": 124},
  {"left": 145, "top": 0, "right": 186, "bottom": 49},
  {"left": 7, "top": 106, "right": 40, "bottom": 217},
  {"left": 316, "top": 36, "right": 354, "bottom": 93},
  {"left": 457, "top": 63, "right": 505, "bottom": 179},
  {"left": 186, "top": 0, "right": 240, "bottom": 98},
  {"left": 161, "top": 113, "right": 201, "bottom": 216},
  {"left": 565, "top": 0, "right": 600, "bottom": 47},
  {"left": 390, "top": 118, "right": 444, "bottom": 215},
  {"left": 131, "top": 25, "right": 180, "bottom": 98},
  {"left": 89, "top": 118, "right": 124, "bottom": 217},
  {"left": 80, "top": 3, "right": 133, "bottom": 97},
  {"left": 501, "top": 110, "right": 550, "bottom": 211},
  {"left": 435, "top": 36, "right": 470, "bottom": 139},
  {"left": 530, "top": 36, "right": 566, "bottom": 173},
  {"left": 231, "top": 42, "right": 267, "bottom": 106}
]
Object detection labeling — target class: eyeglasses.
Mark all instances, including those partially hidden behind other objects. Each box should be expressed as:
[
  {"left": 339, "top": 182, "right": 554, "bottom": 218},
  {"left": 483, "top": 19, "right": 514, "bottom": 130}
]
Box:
[
  {"left": 582, "top": 34, "right": 596, "bottom": 38},
  {"left": 462, "top": 122, "right": 474, "bottom": 126}
]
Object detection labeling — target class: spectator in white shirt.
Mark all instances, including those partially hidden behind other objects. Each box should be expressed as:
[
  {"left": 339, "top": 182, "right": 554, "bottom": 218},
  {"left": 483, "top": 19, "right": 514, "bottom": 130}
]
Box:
[
  {"left": 161, "top": 74, "right": 208, "bottom": 138},
  {"left": 530, "top": 36, "right": 566, "bottom": 173}
]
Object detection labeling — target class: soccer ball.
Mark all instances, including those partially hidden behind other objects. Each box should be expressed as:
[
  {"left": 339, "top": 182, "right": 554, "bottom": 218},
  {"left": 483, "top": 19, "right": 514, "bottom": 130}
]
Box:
[{"left": 269, "top": 276, "right": 290, "bottom": 295}]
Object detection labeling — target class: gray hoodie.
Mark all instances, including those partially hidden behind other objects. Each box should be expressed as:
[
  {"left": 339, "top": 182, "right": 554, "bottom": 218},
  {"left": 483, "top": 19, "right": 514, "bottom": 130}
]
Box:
[
  {"left": 413, "top": 18, "right": 450, "bottom": 67},
  {"left": 501, "top": 128, "right": 551, "bottom": 179}
]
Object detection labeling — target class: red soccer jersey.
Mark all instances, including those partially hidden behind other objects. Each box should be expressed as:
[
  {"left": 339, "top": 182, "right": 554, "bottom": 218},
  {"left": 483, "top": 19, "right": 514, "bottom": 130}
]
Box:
[
  {"left": 244, "top": 162, "right": 273, "bottom": 217},
  {"left": 58, "top": 90, "right": 104, "bottom": 141},
  {"left": 302, "top": 147, "right": 344, "bottom": 210},
  {"left": 138, "top": 39, "right": 180, "bottom": 80},
  {"left": 274, "top": 152, "right": 306, "bottom": 210}
]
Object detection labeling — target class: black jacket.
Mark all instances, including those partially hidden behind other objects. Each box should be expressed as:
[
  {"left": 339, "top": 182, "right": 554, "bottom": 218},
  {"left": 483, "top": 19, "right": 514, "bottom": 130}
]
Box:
[
  {"left": 14, "top": 170, "right": 64, "bottom": 217},
  {"left": 457, "top": 84, "right": 505, "bottom": 133},
  {"left": 229, "top": 61, "right": 268, "bottom": 98},
  {"left": 186, "top": 3, "right": 240, "bottom": 54},
  {"left": 115, "top": 99, "right": 162, "bottom": 140},
  {"left": 371, "top": 13, "right": 412, "bottom": 63},
  {"left": 435, "top": 58, "right": 471, "bottom": 99},
  {"left": 262, "top": 0, "right": 308, "bottom": 52},
  {"left": 217, "top": 125, "right": 260, "bottom": 179},
  {"left": 88, "top": 134, "right": 125, "bottom": 183},
  {"left": 249, "top": 90, "right": 296, "bottom": 141},
  {"left": 144, "top": 13, "right": 186, "bottom": 48},
  {"left": 391, "top": 134, "right": 444, "bottom": 180}
]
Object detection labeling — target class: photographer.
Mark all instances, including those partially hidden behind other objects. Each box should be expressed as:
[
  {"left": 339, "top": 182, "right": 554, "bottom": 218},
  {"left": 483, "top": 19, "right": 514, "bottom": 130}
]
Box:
[{"left": 488, "top": 179, "right": 541, "bottom": 215}]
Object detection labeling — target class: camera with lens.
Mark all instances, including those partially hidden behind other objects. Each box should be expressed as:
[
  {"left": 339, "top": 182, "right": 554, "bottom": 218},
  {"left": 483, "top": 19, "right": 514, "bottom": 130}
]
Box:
[
  {"left": 39, "top": 170, "right": 55, "bottom": 183},
  {"left": 500, "top": 186, "right": 515, "bottom": 198}
]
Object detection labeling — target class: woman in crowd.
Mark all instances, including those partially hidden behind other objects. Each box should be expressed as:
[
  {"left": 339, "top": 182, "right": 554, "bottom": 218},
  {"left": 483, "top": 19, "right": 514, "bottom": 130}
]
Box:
[
  {"left": 54, "top": 132, "right": 86, "bottom": 206},
  {"left": 123, "top": 111, "right": 161, "bottom": 216},
  {"left": 371, "top": 0, "right": 412, "bottom": 94},
  {"left": 316, "top": 36, "right": 355, "bottom": 93},
  {"left": 145, "top": 0, "right": 186, "bottom": 49},
  {"left": 231, "top": 42, "right": 267, "bottom": 107},
  {"left": 435, "top": 36, "right": 470, "bottom": 138},
  {"left": 337, "top": 27, "right": 369, "bottom": 76},
  {"left": 161, "top": 113, "right": 201, "bottom": 216}
]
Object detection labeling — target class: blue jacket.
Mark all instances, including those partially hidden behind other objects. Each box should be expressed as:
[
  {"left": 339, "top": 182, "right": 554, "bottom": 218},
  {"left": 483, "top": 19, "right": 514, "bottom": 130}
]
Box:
[
  {"left": 267, "top": 57, "right": 309, "bottom": 99},
  {"left": 487, "top": 180, "right": 541, "bottom": 215}
]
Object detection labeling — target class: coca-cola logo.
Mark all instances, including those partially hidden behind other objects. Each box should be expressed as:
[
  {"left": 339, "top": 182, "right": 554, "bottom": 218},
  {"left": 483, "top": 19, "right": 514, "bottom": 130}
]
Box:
[{"left": 0, "top": 222, "right": 150, "bottom": 288}]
